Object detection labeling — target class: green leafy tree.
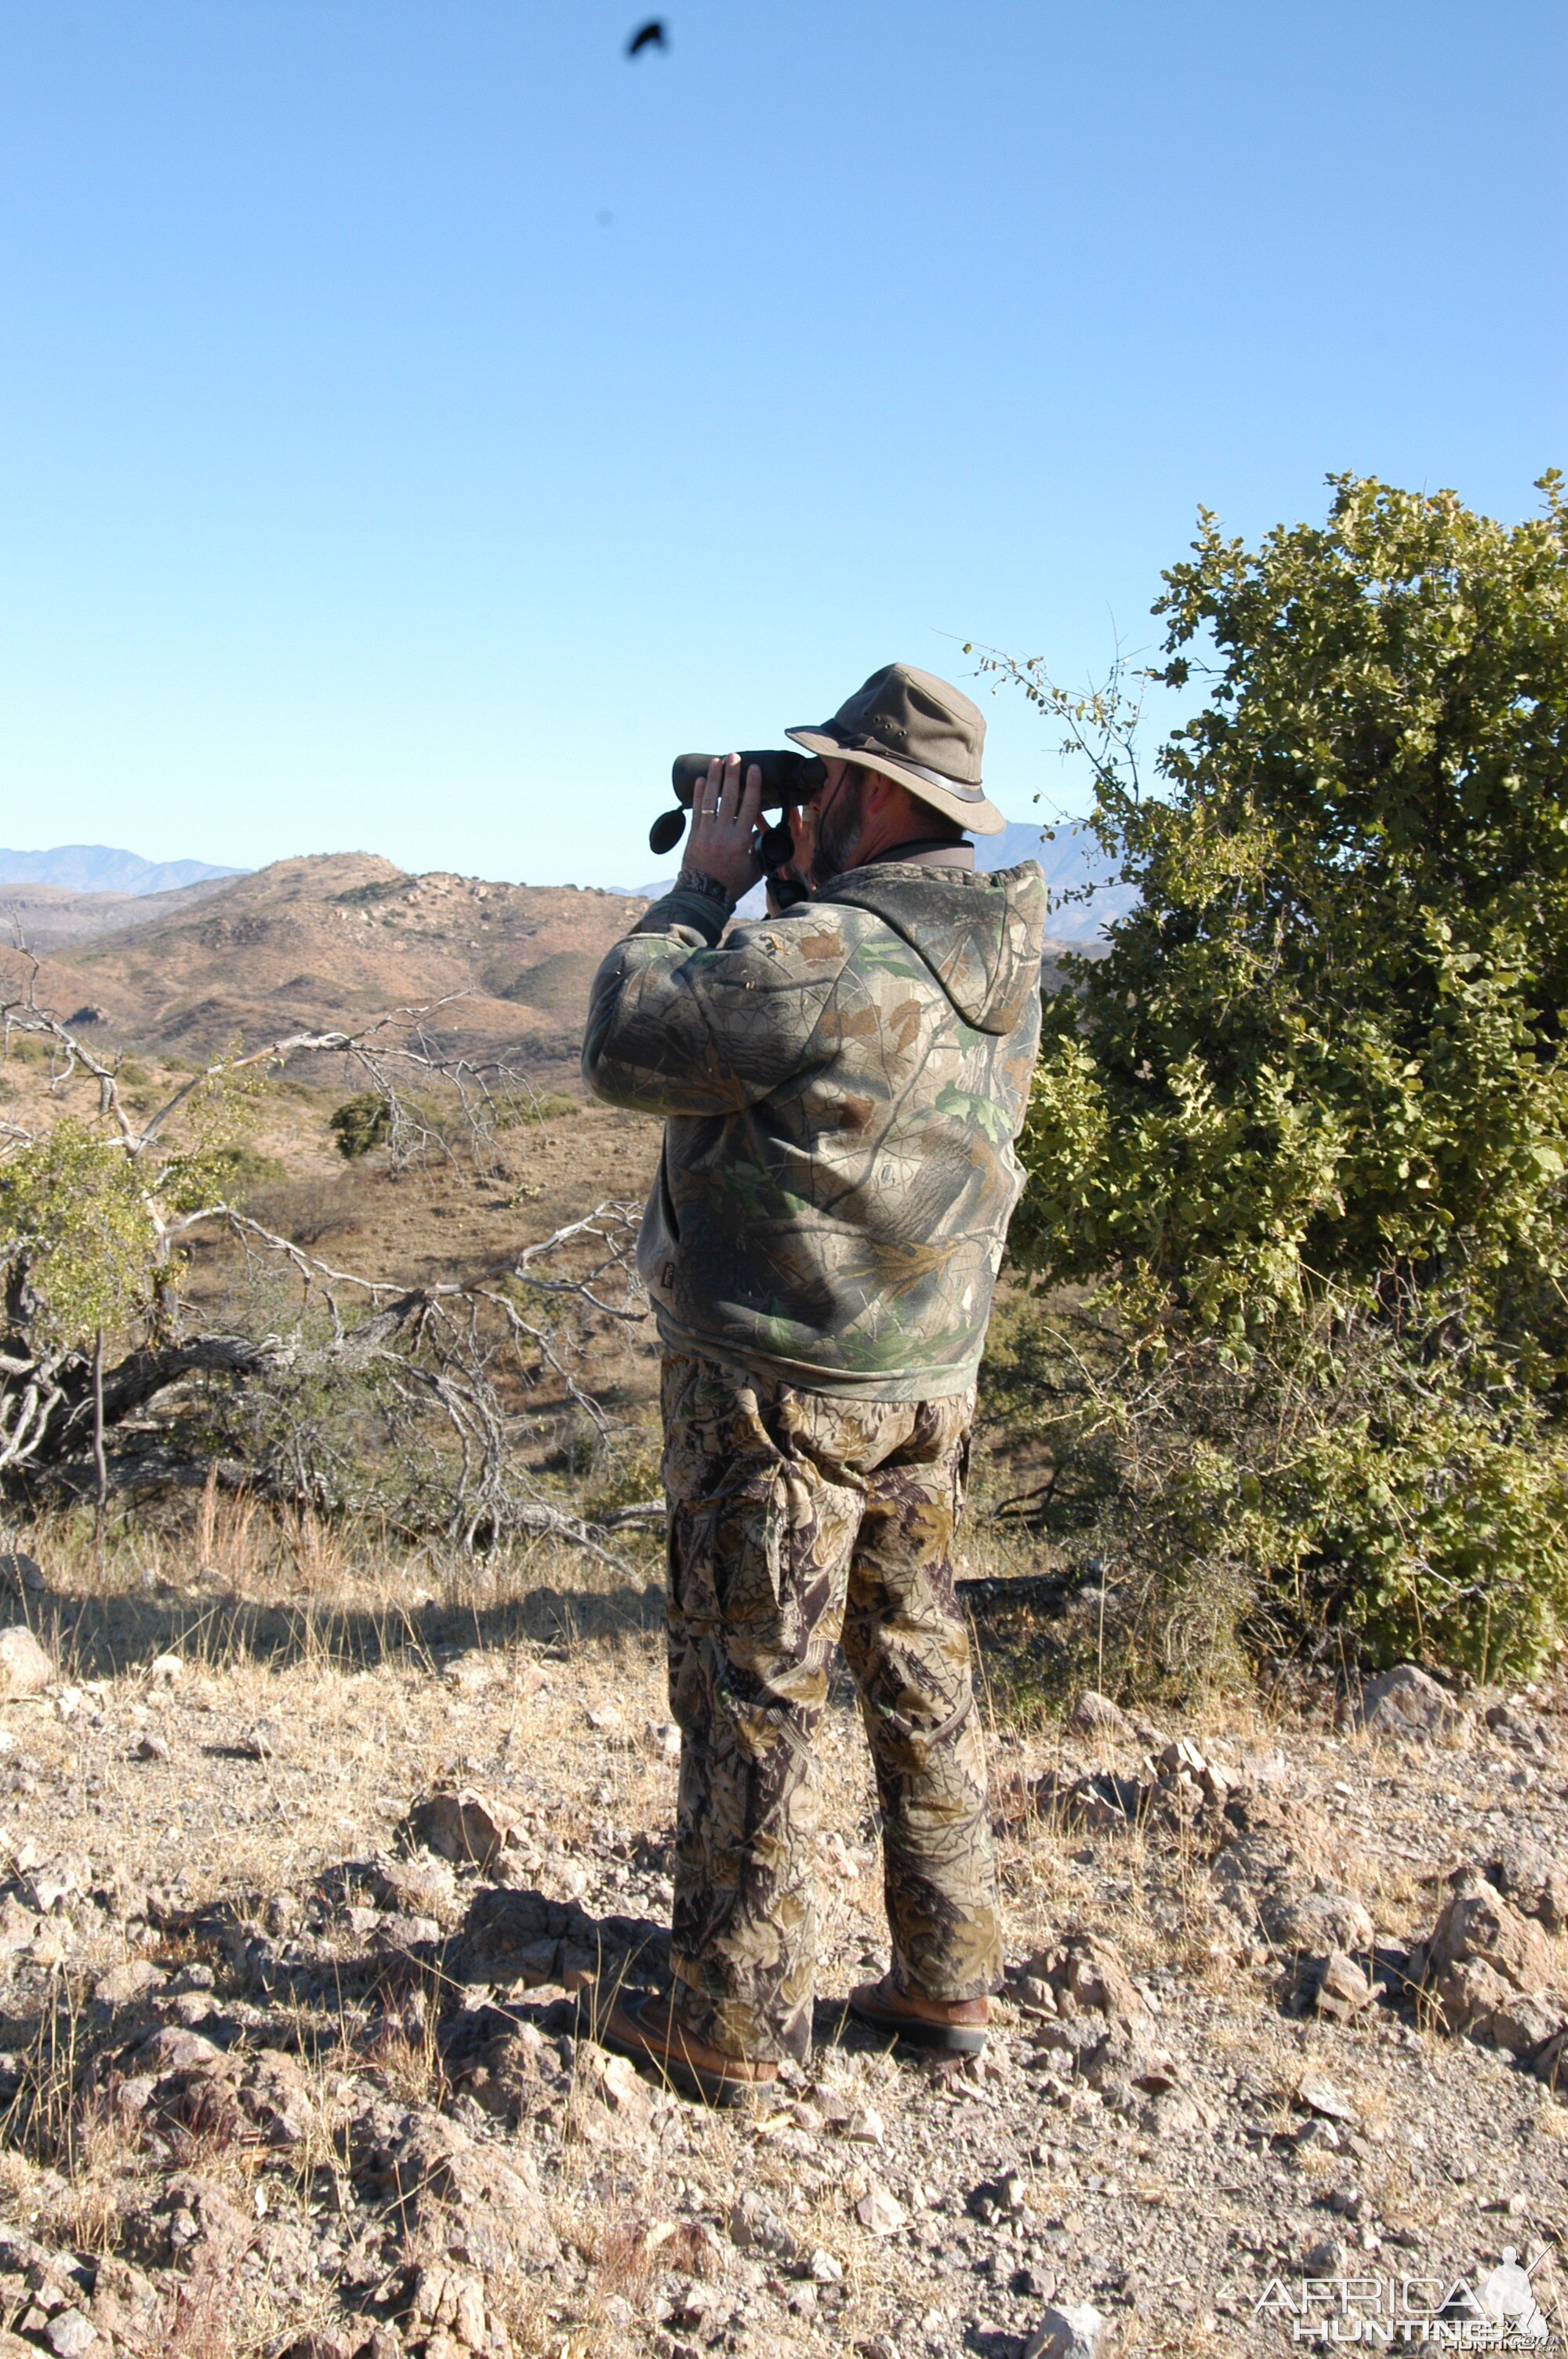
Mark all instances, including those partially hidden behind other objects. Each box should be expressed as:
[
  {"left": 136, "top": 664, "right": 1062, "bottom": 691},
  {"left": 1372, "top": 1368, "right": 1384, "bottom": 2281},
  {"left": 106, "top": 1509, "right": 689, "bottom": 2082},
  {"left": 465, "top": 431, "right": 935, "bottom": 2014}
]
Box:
[
  {"left": 0, "top": 1121, "right": 160, "bottom": 1347},
  {"left": 990, "top": 472, "right": 1568, "bottom": 1683}
]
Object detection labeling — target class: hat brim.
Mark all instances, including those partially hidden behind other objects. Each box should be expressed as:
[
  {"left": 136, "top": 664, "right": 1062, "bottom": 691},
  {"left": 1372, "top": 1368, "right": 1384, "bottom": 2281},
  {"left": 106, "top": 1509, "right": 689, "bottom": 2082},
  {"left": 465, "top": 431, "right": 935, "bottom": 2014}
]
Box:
[{"left": 785, "top": 728, "right": 1007, "bottom": 836}]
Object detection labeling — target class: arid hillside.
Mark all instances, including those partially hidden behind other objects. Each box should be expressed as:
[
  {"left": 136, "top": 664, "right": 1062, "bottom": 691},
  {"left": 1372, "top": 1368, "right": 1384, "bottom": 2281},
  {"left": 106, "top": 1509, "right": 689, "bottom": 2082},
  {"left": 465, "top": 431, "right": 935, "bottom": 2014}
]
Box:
[
  {"left": 0, "top": 874, "right": 238, "bottom": 955},
  {"left": 5, "top": 855, "right": 648, "bottom": 1070}
]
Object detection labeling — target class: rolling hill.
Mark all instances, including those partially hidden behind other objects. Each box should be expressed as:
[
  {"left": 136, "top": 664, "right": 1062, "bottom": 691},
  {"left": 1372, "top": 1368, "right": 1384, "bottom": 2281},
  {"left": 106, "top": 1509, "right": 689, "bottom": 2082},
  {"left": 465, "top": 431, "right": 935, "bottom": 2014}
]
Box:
[{"left": 8, "top": 854, "right": 648, "bottom": 1074}]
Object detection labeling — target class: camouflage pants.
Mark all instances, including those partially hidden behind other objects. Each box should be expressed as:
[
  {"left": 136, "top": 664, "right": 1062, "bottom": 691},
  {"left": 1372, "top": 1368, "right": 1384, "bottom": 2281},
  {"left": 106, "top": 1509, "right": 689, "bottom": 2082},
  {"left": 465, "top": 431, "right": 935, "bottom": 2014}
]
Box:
[{"left": 659, "top": 1350, "right": 1000, "bottom": 2065}]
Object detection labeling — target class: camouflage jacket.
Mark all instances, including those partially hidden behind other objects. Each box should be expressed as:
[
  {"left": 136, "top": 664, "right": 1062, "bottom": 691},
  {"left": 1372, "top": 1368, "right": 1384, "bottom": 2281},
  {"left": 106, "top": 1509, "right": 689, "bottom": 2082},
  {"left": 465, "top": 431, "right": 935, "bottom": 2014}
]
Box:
[{"left": 582, "top": 859, "right": 1046, "bottom": 1398}]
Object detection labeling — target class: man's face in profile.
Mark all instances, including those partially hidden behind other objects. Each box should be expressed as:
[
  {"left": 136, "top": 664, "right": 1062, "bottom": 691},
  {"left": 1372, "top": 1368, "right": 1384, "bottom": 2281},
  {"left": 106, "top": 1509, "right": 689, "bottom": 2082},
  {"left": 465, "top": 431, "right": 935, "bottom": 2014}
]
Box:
[{"left": 788, "top": 757, "right": 863, "bottom": 887}]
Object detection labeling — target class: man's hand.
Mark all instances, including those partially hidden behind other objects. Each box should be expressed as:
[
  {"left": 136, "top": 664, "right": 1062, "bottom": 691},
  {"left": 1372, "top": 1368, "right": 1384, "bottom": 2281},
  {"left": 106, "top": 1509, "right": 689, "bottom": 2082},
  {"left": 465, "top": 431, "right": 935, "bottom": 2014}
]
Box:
[{"left": 684, "top": 754, "right": 764, "bottom": 901}]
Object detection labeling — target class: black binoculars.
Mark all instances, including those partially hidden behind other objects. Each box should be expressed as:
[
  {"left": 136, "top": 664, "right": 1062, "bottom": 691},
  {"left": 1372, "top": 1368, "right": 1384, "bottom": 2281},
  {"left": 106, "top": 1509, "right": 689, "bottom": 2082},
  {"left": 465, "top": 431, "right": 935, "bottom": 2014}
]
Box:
[{"left": 648, "top": 750, "right": 829, "bottom": 859}]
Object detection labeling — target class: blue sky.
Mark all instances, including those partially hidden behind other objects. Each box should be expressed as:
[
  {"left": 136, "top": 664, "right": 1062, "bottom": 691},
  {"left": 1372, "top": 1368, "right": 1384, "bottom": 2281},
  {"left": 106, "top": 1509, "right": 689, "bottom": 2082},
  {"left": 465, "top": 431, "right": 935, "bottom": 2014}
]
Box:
[{"left": 1, "top": 0, "right": 1563, "bottom": 889}]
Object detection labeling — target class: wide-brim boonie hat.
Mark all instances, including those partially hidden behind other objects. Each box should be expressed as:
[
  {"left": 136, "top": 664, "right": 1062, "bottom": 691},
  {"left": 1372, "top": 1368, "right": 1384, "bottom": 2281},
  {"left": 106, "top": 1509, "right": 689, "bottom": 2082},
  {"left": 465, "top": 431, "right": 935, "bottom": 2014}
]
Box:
[{"left": 786, "top": 661, "right": 1006, "bottom": 836}]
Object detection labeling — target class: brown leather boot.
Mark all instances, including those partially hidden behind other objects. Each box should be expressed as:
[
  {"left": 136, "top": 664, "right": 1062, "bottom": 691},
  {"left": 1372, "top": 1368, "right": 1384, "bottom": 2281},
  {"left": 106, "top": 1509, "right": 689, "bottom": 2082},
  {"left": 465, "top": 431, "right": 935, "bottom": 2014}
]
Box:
[
  {"left": 848, "top": 1973, "right": 989, "bottom": 2054},
  {"left": 597, "top": 1992, "right": 779, "bottom": 2108}
]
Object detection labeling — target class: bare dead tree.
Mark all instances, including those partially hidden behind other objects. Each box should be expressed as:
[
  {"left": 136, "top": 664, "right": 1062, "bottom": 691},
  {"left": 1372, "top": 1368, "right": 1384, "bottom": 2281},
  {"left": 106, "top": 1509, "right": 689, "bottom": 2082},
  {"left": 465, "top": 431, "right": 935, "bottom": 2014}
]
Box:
[{"left": 0, "top": 960, "right": 655, "bottom": 1556}]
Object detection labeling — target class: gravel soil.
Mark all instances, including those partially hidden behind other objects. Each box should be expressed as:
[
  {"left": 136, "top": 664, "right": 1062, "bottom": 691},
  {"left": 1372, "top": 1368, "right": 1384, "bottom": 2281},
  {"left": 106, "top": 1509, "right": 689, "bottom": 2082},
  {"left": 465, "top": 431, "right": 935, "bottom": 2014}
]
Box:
[{"left": 0, "top": 1557, "right": 1564, "bottom": 2359}]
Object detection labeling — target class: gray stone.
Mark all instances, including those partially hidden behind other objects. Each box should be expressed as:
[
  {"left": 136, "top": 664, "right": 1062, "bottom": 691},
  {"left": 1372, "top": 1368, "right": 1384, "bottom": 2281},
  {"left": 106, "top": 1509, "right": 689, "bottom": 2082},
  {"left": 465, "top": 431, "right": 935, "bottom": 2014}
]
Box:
[
  {"left": 855, "top": 2182, "right": 906, "bottom": 2236},
  {"left": 1354, "top": 1663, "right": 1468, "bottom": 1738},
  {"left": 0, "top": 1894, "right": 42, "bottom": 1954},
  {"left": 43, "top": 2310, "right": 98, "bottom": 2358},
  {"left": 1297, "top": 2071, "right": 1357, "bottom": 2123},
  {"left": 0, "top": 1624, "right": 53, "bottom": 1699},
  {"left": 1066, "top": 1690, "right": 1132, "bottom": 1739},
  {"left": 1484, "top": 1840, "right": 1568, "bottom": 1934},
  {"left": 0, "top": 1554, "right": 46, "bottom": 1598},
  {"left": 1025, "top": 2303, "right": 1106, "bottom": 2359},
  {"left": 405, "top": 1786, "right": 521, "bottom": 1868},
  {"left": 1311, "top": 1950, "right": 1374, "bottom": 2022},
  {"left": 92, "top": 1960, "right": 165, "bottom": 2009}
]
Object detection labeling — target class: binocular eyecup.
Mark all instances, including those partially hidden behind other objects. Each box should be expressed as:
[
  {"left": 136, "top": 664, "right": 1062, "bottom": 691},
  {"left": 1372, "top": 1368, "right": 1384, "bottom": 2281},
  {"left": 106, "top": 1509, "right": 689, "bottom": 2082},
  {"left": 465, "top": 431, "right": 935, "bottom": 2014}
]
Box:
[{"left": 648, "top": 750, "right": 829, "bottom": 859}]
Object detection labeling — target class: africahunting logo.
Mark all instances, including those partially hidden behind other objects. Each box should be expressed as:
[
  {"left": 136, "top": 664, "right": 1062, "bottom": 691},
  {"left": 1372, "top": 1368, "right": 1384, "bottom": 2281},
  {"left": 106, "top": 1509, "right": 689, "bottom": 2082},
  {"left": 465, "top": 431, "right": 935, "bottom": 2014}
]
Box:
[{"left": 1253, "top": 2246, "right": 1559, "bottom": 2346}]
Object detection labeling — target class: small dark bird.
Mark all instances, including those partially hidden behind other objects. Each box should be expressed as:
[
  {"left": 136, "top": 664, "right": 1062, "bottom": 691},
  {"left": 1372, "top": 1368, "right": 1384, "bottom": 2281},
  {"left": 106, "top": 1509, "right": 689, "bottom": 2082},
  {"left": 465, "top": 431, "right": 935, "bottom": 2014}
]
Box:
[{"left": 626, "top": 19, "right": 666, "bottom": 57}]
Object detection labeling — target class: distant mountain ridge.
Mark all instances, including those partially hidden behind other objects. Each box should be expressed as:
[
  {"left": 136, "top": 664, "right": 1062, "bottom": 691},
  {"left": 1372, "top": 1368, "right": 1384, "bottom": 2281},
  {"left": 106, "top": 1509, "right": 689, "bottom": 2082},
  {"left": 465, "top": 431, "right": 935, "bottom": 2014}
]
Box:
[
  {"left": 625, "top": 818, "right": 1136, "bottom": 943},
  {"left": 0, "top": 845, "right": 245, "bottom": 896}
]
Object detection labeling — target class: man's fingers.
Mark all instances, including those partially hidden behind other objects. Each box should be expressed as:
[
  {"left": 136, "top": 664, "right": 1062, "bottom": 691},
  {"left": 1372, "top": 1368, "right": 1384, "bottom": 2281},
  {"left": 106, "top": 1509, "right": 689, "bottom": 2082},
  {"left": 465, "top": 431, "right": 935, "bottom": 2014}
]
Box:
[
  {"left": 718, "top": 752, "right": 742, "bottom": 823},
  {"left": 740, "top": 765, "right": 764, "bottom": 827}
]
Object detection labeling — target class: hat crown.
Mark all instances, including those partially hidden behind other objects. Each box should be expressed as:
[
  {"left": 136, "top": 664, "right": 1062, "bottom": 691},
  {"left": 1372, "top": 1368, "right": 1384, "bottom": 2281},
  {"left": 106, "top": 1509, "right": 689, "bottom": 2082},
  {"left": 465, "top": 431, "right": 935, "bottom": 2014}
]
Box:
[{"left": 829, "top": 663, "right": 985, "bottom": 787}]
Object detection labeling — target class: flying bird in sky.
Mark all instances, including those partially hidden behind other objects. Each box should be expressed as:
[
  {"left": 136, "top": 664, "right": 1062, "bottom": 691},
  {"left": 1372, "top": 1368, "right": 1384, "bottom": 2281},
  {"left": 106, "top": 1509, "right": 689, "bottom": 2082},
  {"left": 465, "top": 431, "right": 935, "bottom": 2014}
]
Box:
[{"left": 626, "top": 20, "right": 667, "bottom": 57}]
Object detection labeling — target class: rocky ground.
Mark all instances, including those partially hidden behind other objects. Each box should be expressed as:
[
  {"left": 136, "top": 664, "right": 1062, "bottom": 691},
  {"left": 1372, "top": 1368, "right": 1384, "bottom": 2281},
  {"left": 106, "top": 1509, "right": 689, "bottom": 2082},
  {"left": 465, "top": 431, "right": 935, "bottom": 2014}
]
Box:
[{"left": 0, "top": 1543, "right": 1564, "bottom": 2359}]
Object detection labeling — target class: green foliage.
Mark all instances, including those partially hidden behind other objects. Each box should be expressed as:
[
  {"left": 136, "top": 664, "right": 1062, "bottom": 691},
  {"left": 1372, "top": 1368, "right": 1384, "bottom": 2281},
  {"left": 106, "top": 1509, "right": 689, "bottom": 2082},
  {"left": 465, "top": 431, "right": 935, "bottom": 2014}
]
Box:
[
  {"left": 329, "top": 1092, "right": 393, "bottom": 1160},
  {"left": 194, "top": 1144, "right": 287, "bottom": 1201},
  {"left": 507, "top": 1089, "right": 579, "bottom": 1125},
  {"left": 0, "top": 1121, "right": 159, "bottom": 1344},
  {"left": 985, "top": 1293, "right": 1568, "bottom": 1689},
  {"left": 1014, "top": 471, "right": 1568, "bottom": 1319},
  {"left": 996, "top": 474, "right": 1568, "bottom": 1684}
]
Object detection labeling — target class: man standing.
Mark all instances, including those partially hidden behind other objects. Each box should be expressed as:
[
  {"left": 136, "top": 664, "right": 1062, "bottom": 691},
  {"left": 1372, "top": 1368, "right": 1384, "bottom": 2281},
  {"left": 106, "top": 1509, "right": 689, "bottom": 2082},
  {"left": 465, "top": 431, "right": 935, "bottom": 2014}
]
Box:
[{"left": 582, "top": 663, "right": 1044, "bottom": 2103}]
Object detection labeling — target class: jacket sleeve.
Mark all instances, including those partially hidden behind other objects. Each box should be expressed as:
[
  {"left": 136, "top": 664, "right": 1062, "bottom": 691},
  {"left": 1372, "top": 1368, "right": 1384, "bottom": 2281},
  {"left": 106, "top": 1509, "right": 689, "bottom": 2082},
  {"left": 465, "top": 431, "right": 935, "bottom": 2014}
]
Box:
[{"left": 581, "top": 890, "right": 845, "bottom": 1118}]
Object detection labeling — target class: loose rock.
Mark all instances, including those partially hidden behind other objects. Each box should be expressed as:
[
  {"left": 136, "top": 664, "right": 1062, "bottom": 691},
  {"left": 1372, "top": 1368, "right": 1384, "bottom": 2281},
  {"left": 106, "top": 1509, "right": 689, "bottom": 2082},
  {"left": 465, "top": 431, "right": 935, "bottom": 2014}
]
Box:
[
  {"left": 404, "top": 1786, "right": 521, "bottom": 1870},
  {"left": 0, "top": 1624, "right": 53, "bottom": 1699},
  {"left": 1353, "top": 1663, "right": 1468, "bottom": 1739},
  {"left": 1025, "top": 2303, "right": 1106, "bottom": 2359},
  {"left": 1308, "top": 1950, "right": 1374, "bottom": 2023},
  {"left": 1066, "top": 1690, "right": 1131, "bottom": 1739},
  {"left": 855, "top": 2183, "right": 906, "bottom": 2236},
  {"left": 0, "top": 1553, "right": 47, "bottom": 1598},
  {"left": 92, "top": 1960, "right": 165, "bottom": 2010},
  {"left": 42, "top": 2313, "right": 97, "bottom": 2359},
  {"left": 1297, "top": 2070, "right": 1357, "bottom": 2123},
  {"left": 1418, "top": 1867, "right": 1558, "bottom": 2048}
]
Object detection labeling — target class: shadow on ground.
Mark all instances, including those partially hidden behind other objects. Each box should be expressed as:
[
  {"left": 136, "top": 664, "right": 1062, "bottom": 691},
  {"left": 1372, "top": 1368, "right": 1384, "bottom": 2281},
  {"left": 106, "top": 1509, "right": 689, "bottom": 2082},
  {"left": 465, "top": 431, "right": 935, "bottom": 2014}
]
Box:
[{"left": 13, "top": 1578, "right": 667, "bottom": 1680}]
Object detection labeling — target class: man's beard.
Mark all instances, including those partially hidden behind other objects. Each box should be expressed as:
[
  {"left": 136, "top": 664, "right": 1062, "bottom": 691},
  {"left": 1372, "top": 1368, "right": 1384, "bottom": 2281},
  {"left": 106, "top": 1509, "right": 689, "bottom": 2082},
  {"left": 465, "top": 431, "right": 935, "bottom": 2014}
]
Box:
[{"left": 810, "top": 772, "right": 866, "bottom": 885}]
